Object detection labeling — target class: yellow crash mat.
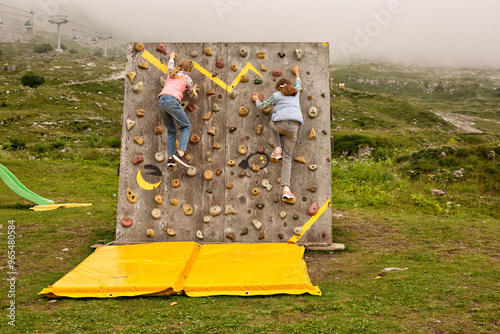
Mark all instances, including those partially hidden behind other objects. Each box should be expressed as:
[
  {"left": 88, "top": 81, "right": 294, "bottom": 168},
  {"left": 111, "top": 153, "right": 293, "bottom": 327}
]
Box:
[
  {"left": 39, "top": 242, "right": 321, "bottom": 298},
  {"left": 39, "top": 242, "right": 199, "bottom": 298},
  {"left": 184, "top": 243, "right": 321, "bottom": 297}
]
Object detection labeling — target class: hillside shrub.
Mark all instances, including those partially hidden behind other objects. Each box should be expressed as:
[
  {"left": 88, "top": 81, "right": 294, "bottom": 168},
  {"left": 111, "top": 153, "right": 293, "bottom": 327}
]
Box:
[
  {"left": 60, "top": 43, "right": 67, "bottom": 50},
  {"left": 34, "top": 43, "right": 53, "bottom": 53},
  {"left": 9, "top": 136, "right": 27, "bottom": 150},
  {"left": 20, "top": 72, "right": 45, "bottom": 88},
  {"left": 68, "top": 48, "right": 78, "bottom": 54},
  {"left": 333, "top": 134, "right": 376, "bottom": 156},
  {"left": 93, "top": 49, "right": 104, "bottom": 57}
]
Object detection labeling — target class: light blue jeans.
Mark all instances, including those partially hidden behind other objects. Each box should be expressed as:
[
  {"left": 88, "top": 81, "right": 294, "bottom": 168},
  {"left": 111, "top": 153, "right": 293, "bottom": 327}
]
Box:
[{"left": 158, "top": 94, "right": 191, "bottom": 157}]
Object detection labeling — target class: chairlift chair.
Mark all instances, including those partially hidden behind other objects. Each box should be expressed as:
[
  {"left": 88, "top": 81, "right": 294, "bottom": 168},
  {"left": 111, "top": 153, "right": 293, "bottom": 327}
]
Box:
[
  {"left": 91, "top": 37, "right": 97, "bottom": 43},
  {"left": 25, "top": 20, "right": 33, "bottom": 29},
  {"left": 0, "top": 19, "right": 3, "bottom": 28},
  {"left": 72, "top": 35, "right": 78, "bottom": 41}
]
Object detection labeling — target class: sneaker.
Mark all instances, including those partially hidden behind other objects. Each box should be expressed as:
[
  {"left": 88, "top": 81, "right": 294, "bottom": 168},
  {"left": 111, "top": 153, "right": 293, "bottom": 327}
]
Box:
[
  {"left": 282, "top": 185, "right": 294, "bottom": 199},
  {"left": 271, "top": 146, "right": 283, "bottom": 160},
  {"left": 167, "top": 157, "right": 177, "bottom": 168},
  {"left": 173, "top": 151, "right": 192, "bottom": 168}
]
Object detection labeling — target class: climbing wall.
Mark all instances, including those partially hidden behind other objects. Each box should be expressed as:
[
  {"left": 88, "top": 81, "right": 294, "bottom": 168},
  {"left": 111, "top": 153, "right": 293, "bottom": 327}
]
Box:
[{"left": 116, "top": 42, "right": 331, "bottom": 246}]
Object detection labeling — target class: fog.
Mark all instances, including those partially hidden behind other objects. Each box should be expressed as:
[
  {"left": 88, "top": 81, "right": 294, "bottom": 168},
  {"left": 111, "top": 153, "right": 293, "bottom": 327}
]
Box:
[{"left": 3, "top": 0, "right": 500, "bottom": 67}]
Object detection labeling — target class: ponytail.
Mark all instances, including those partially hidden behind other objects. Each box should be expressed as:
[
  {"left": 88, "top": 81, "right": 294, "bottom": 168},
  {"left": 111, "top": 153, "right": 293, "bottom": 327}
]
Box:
[
  {"left": 168, "top": 59, "right": 193, "bottom": 78},
  {"left": 275, "top": 78, "right": 298, "bottom": 96}
]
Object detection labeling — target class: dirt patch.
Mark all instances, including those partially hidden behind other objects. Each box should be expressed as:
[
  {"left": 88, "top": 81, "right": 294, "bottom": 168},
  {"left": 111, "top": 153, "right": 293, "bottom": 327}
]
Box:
[{"left": 433, "top": 111, "right": 484, "bottom": 133}]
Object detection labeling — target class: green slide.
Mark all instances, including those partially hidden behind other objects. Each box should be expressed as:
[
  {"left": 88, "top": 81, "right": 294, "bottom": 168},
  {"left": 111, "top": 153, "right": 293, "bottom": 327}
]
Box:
[{"left": 0, "top": 163, "right": 55, "bottom": 205}]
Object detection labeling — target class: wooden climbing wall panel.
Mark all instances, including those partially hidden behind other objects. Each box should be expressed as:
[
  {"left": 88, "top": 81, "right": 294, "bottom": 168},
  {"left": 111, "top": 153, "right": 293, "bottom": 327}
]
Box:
[{"left": 116, "top": 42, "right": 331, "bottom": 245}]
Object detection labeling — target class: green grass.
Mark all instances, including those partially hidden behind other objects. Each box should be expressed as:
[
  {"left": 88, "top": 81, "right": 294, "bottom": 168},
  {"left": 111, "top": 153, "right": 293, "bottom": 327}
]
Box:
[{"left": 0, "top": 43, "right": 499, "bottom": 333}]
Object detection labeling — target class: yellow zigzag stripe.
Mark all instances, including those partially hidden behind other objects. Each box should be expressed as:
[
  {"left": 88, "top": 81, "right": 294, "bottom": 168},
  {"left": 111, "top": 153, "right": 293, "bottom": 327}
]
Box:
[
  {"left": 287, "top": 198, "right": 331, "bottom": 244},
  {"left": 141, "top": 50, "right": 262, "bottom": 93}
]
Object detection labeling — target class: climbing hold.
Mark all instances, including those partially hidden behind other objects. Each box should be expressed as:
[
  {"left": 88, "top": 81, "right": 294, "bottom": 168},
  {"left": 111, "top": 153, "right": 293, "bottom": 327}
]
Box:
[
  {"left": 218, "top": 93, "right": 223, "bottom": 99},
  {"left": 126, "top": 119, "right": 136, "bottom": 131},
  {"left": 160, "top": 77, "right": 166, "bottom": 88},
  {"left": 204, "top": 47, "right": 213, "bottom": 56},
  {"left": 282, "top": 196, "right": 296, "bottom": 204},
  {"left": 252, "top": 165, "right": 260, "bottom": 172},
  {"left": 171, "top": 199, "right": 178, "bottom": 206},
  {"left": 231, "top": 63, "right": 238, "bottom": 72},
  {"left": 272, "top": 69, "right": 282, "bottom": 77},
  {"left": 203, "top": 216, "right": 211, "bottom": 224},
  {"left": 274, "top": 198, "right": 280, "bottom": 203},
  {"left": 252, "top": 188, "right": 259, "bottom": 196},
  {"left": 196, "top": 230, "right": 204, "bottom": 239},
  {"left": 238, "top": 145, "right": 248, "bottom": 155},
  {"left": 187, "top": 167, "right": 197, "bottom": 176},
  {"left": 308, "top": 95, "right": 313, "bottom": 101},
  {"left": 308, "top": 187, "right": 317, "bottom": 193},
  {"left": 257, "top": 51, "right": 266, "bottom": 59},
  {"left": 138, "top": 62, "right": 149, "bottom": 69},
  {"left": 240, "top": 74, "right": 249, "bottom": 83},
  {"left": 135, "top": 43, "right": 144, "bottom": 51},
  {"left": 187, "top": 103, "right": 197, "bottom": 112},
  {"left": 229, "top": 91, "right": 238, "bottom": 99},
  {"left": 240, "top": 228, "right": 249, "bottom": 236},
  {"left": 201, "top": 111, "right": 212, "bottom": 121},
  {"left": 327, "top": 157, "right": 331, "bottom": 162},
  {"left": 226, "top": 182, "right": 233, "bottom": 189},
  {"left": 183, "top": 204, "right": 194, "bottom": 216},
  {"left": 206, "top": 89, "right": 215, "bottom": 95},
  {"left": 293, "top": 227, "right": 301, "bottom": 236},
  {"left": 252, "top": 220, "right": 263, "bottom": 230},
  {"left": 256, "top": 125, "right": 263, "bottom": 135},
  {"left": 239, "top": 172, "right": 247, "bottom": 178},
  {"left": 206, "top": 152, "right": 212, "bottom": 163},
  {"left": 262, "top": 107, "right": 271, "bottom": 114},
  {"left": 155, "top": 152, "right": 165, "bottom": 162},
  {"left": 278, "top": 52, "right": 285, "bottom": 58},
  {"left": 260, "top": 65, "right": 267, "bottom": 72},
  {"left": 156, "top": 43, "right": 167, "bottom": 55},
  {"left": 280, "top": 211, "right": 287, "bottom": 219},
  {"left": 321, "top": 93, "right": 326, "bottom": 97},
  {"left": 216, "top": 169, "right": 222, "bottom": 176},
  {"left": 302, "top": 196, "right": 307, "bottom": 201},
  {"left": 309, "top": 164, "right": 318, "bottom": 171},
  {"left": 239, "top": 48, "right": 248, "bottom": 57},
  {"left": 278, "top": 233, "right": 284, "bottom": 239},
  {"left": 178, "top": 101, "right": 187, "bottom": 111},
  {"left": 213, "top": 143, "right": 221, "bottom": 150},
  {"left": 191, "top": 51, "right": 198, "bottom": 57},
  {"left": 152, "top": 208, "right": 162, "bottom": 220},
  {"left": 154, "top": 195, "right": 163, "bottom": 205},
  {"left": 226, "top": 233, "right": 235, "bottom": 240},
  {"left": 295, "top": 49, "right": 303, "bottom": 60},
  {"left": 258, "top": 232, "right": 265, "bottom": 240},
  {"left": 273, "top": 78, "right": 277, "bottom": 82},
  {"left": 126, "top": 72, "right": 137, "bottom": 84},
  {"left": 307, "top": 71, "right": 310, "bottom": 75},
  {"left": 229, "top": 127, "right": 237, "bottom": 133},
  {"left": 206, "top": 189, "right": 213, "bottom": 194},
  {"left": 146, "top": 229, "right": 155, "bottom": 238},
  {"left": 167, "top": 228, "right": 176, "bottom": 236},
  {"left": 204, "top": 170, "right": 213, "bottom": 180},
  {"left": 171, "top": 179, "right": 181, "bottom": 188},
  {"left": 211, "top": 103, "right": 220, "bottom": 112},
  {"left": 225, "top": 205, "right": 238, "bottom": 215},
  {"left": 256, "top": 203, "right": 265, "bottom": 210},
  {"left": 132, "top": 81, "right": 144, "bottom": 93},
  {"left": 155, "top": 126, "right": 163, "bottom": 135},
  {"left": 216, "top": 60, "right": 224, "bottom": 68},
  {"left": 261, "top": 179, "right": 272, "bottom": 191},
  {"left": 293, "top": 214, "right": 299, "bottom": 220},
  {"left": 254, "top": 79, "right": 263, "bottom": 85},
  {"left": 308, "top": 107, "right": 318, "bottom": 118},
  {"left": 134, "top": 136, "right": 144, "bottom": 146},
  {"left": 210, "top": 206, "right": 222, "bottom": 216},
  {"left": 122, "top": 217, "right": 133, "bottom": 227},
  {"left": 132, "top": 156, "right": 144, "bottom": 164},
  {"left": 207, "top": 126, "right": 216, "bottom": 136},
  {"left": 308, "top": 202, "right": 319, "bottom": 216},
  {"left": 190, "top": 134, "right": 200, "bottom": 144},
  {"left": 294, "top": 156, "right": 307, "bottom": 164},
  {"left": 136, "top": 109, "right": 145, "bottom": 117},
  {"left": 212, "top": 72, "right": 218, "bottom": 77},
  {"left": 322, "top": 130, "right": 328, "bottom": 135},
  {"left": 227, "top": 160, "right": 236, "bottom": 166},
  {"left": 239, "top": 106, "right": 249, "bottom": 117},
  {"left": 308, "top": 128, "right": 317, "bottom": 140}
]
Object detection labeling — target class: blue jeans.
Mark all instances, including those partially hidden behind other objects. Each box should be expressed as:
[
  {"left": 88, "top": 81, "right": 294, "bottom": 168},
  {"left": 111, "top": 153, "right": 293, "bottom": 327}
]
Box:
[{"left": 158, "top": 95, "right": 191, "bottom": 157}]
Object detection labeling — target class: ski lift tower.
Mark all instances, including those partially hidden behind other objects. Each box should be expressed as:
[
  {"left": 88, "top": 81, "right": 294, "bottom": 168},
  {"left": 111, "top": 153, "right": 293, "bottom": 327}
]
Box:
[
  {"left": 48, "top": 15, "right": 69, "bottom": 52},
  {"left": 98, "top": 32, "right": 112, "bottom": 57}
]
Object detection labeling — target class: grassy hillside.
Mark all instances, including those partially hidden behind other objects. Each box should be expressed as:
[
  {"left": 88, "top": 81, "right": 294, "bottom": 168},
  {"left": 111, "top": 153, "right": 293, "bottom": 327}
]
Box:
[{"left": 0, "top": 43, "right": 498, "bottom": 333}]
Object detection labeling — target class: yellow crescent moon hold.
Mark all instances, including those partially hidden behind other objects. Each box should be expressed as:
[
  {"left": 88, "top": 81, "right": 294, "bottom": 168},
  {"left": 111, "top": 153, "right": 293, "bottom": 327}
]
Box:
[{"left": 136, "top": 168, "right": 162, "bottom": 190}]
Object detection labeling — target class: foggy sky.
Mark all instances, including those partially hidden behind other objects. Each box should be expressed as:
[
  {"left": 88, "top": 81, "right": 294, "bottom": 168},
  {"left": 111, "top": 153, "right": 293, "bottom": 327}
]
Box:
[{"left": 4, "top": 0, "right": 500, "bottom": 67}]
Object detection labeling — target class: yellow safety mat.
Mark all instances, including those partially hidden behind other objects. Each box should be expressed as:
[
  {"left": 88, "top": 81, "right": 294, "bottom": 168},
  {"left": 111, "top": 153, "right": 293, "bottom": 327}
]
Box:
[
  {"left": 39, "top": 242, "right": 321, "bottom": 298},
  {"left": 30, "top": 203, "right": 93, "bottom": 211},
  {"left": 184, "top": 243, "right": 321, "bottom": 297}
]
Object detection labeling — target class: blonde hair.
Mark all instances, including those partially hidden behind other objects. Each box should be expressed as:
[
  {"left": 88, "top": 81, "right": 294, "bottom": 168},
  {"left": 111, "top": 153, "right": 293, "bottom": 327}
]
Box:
[
  {"left": 275, "top": 78, "right": 298, "bottom": 96},
  {"left": 168, "top": 59, "right": 193, "bottom": 78}
]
